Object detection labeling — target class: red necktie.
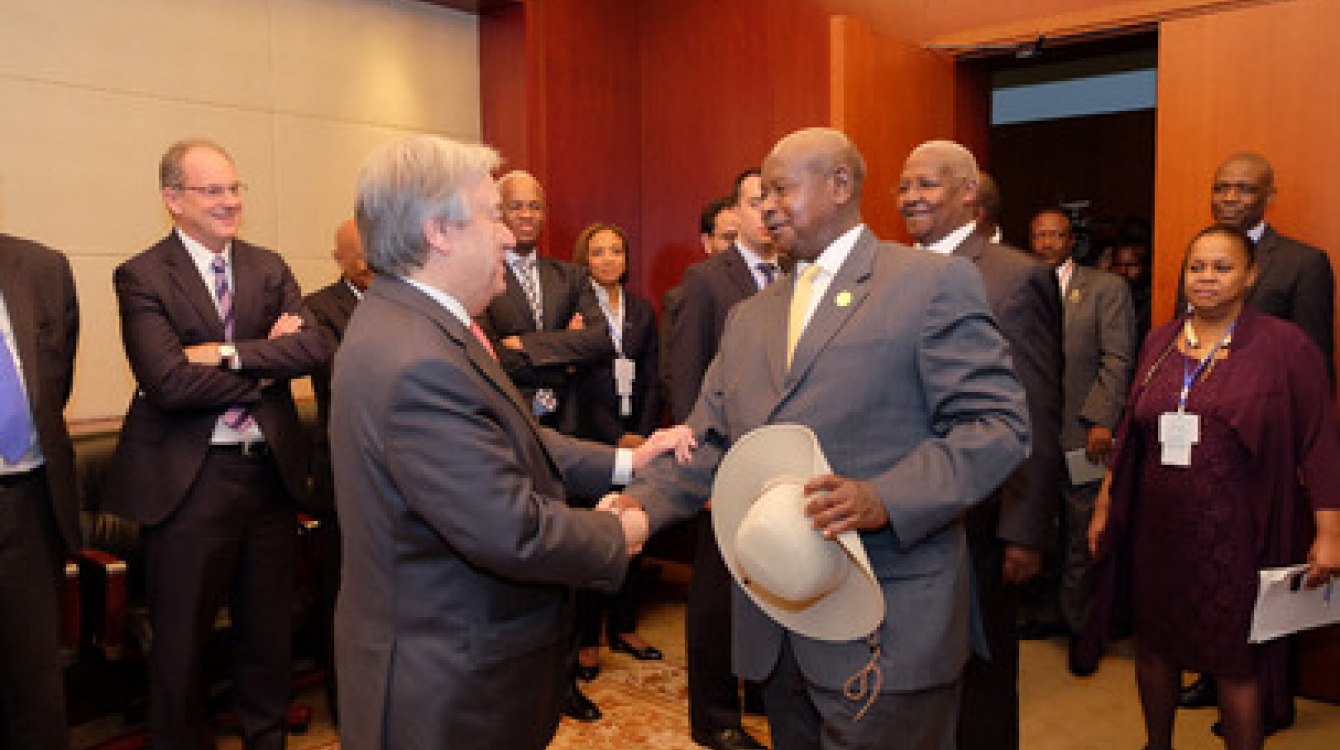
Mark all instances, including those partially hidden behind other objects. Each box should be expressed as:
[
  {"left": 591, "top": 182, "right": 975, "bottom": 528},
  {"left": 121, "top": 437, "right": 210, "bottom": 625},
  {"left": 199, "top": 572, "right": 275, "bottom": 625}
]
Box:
[{"left": 470, "top": 321, "right": 498, "bottom": 362}]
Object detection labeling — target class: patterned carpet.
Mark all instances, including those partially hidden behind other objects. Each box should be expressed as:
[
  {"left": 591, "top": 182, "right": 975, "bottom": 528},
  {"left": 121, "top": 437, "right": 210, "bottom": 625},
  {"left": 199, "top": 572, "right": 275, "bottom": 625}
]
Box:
[
  {"left": 551, "top": 655, "right": 770, "bottom": 750},
  {"left": 283, "top": 653, "right": 771, "bottom": 750}
]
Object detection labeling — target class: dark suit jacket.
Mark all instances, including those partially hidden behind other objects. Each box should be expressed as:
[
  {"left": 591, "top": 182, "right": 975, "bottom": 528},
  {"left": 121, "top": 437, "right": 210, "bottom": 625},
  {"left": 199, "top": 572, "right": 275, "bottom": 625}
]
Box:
[
  {"left": 1060, "top": 265, "right": 1137, "bottom": 453},
  {"left": 575, "top": 289, "right": 662, "bottom": 444},
  {"left": 305, "top": 278, "right": 360, "bottom": 516},
  {"left": 665, "top": 245, "right": 762, "bottom": 422},
  {"left": 954, "top": 230, "right": 1064, "bottom": 552},
  {"left": 105, "top": 233, "right": 327, "bottom": 525},
  {"left": 331, "top": 274, "right": 629, "bottom": 750},
  {"left": 1178, "top": 225, "right": 1334, "bottom": 383},
  {"left": 477, "top": 255, "right": 613, "bottom": 431},
  {"left": 630, "top": 230, "right": 1030, "bottom": 693},
  {"left": 0, "top": 234, "right": 79, "bottom": 552}
]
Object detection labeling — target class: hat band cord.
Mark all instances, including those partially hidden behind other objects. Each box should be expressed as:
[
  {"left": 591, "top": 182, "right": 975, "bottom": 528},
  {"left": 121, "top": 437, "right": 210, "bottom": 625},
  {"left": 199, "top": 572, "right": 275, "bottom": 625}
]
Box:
[{"left": 843, "top": 633, "right": 883, "bottom": 721}]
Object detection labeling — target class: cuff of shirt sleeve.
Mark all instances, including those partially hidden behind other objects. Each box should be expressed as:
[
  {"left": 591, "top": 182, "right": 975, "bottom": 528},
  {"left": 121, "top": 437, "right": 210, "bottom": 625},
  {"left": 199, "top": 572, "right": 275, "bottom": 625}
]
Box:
[{"left": 612, "top": 448, "right": 633, "bottom": 486}]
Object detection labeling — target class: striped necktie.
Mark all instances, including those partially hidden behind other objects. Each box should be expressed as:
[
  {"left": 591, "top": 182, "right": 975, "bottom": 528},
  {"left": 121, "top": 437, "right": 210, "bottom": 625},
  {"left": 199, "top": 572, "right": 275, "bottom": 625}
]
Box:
[{"left": 211, "top": 255, "right": 254, "bottom": 430}]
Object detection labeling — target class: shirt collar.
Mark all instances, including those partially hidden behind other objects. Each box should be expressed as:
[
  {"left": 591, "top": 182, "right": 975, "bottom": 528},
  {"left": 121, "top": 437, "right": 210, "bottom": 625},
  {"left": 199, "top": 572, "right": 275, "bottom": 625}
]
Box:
[
  {"left": 343, "top": 277, "right": 364, "bottom": 300},
  {"left": 733, "top": 240, "right": 772, "bottom": 271},
  {"left": 506, "top": 248, "right": 537, "bottom": 268},
  {"left": 177, "top": 227, "right": 232, "bottom": 270},
  {"left": 795, "top": 224, "right": 864, "bottom": 279},
  {"left": 1247, "top": 221, "right": 1266, "bottom": 244},
  {"left": 921, "top": 220, "right": 977, "bottom": 255},
  {"left": 401, "top": 276, "right": 471, "bottom": 329}
]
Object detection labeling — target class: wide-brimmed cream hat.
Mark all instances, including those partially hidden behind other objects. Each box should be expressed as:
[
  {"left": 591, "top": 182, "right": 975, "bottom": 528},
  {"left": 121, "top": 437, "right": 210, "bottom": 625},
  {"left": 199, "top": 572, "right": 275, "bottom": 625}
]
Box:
[{"left": 712, "top": 424, "right": 884, "bottom": 641}]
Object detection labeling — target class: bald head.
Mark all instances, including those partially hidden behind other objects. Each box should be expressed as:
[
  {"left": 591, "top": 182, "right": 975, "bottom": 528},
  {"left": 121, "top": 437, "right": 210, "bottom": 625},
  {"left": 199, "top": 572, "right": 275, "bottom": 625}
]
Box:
[
  {"left": 975, "top": 172, "right": 1002, "bottom": 233},
  {"left": 1211, "top": 152, "right": 1275, "bottom": 231},
  {"left": 760, "top": 127, "right": 865, "bottom": 262},
  {"left": 333, "top": 219, "right": 372, "bottom": 291},
  {"left": 498, "top": 170, "right": 546, "bottom": 252},
  {"left": 898, "top": 140, "right": 981, "bottom": 246}
]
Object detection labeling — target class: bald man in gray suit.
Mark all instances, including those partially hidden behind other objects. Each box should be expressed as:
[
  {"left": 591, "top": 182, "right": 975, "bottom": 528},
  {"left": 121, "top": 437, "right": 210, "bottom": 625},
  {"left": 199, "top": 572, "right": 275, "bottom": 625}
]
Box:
[{"left": 619, "top": 129, "right": 1029, "bottom": 750}]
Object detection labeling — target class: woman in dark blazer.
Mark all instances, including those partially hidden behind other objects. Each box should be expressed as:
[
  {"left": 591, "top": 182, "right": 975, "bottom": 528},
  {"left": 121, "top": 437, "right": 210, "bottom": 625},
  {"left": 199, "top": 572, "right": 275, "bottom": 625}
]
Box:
[{"left": 572, "top": 222, "right": 665, "bottom": 679}]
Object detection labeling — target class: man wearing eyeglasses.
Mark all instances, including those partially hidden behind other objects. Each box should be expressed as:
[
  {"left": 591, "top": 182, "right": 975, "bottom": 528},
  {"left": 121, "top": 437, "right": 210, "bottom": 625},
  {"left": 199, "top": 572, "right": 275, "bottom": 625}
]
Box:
[{"left": 105, "top": 139, "right": 327, "bottom": 750}]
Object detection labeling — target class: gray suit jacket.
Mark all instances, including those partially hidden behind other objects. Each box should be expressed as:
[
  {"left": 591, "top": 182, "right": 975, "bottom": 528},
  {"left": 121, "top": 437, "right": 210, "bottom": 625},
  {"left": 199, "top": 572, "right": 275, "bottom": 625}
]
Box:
[
  {"left": 628, "top": 230, "right": 1029, "bottom": 693},
  {"left": 331, "top": 275, "right": 630, "bottom": 750},
  {"left": 1060, "top": 265, "right": 1137, "bottom": 454}
]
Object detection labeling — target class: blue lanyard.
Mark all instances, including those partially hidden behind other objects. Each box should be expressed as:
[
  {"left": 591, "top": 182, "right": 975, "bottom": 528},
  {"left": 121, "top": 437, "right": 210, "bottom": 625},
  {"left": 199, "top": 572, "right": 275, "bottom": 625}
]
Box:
[
  {"left": 1179, "top": 320, "right": 1235, "bottom": 412},
  {"left": 590, "top": 280, "right": 626, "bottom": 356}
]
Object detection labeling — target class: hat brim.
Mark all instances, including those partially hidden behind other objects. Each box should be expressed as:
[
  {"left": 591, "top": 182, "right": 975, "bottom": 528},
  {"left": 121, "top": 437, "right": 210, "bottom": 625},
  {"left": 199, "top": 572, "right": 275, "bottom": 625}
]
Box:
[{"left": 711, "top": 424, "right": 885, "bottom": 642}]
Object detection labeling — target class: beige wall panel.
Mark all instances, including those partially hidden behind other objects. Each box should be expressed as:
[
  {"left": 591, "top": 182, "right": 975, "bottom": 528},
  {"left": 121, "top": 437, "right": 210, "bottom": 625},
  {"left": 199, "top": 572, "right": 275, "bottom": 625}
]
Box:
[
  {"left": 271, "top": 115, "right": 420, "bottom": 290},
  {"left": 0, "top": 0, "right": 274, "bottom": 112},
  {"left": 0, "top": 0, "right": 479, "bottom": 420},
  {"left": 0, "top": 74, "right": 278, "bottom": 256},
  {"left": 273, "top": 0, "right": 480, "bottom": 135},
  {"left": 66, "top": 255, "right": 135, "bottom": 421}
]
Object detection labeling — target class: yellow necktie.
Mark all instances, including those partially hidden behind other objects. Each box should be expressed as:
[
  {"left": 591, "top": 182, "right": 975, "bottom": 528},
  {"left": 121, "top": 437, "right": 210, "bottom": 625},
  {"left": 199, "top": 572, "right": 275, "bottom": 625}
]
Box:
[{"left": 787, "top": 264, "right": 822, "bottom": 370}]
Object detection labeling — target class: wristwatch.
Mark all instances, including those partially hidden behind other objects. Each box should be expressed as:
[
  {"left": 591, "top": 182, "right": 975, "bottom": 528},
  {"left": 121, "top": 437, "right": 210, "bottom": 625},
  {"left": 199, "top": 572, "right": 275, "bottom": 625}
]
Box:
[{"left": 218, "top": 343, "right": 237, "bottom": 370}]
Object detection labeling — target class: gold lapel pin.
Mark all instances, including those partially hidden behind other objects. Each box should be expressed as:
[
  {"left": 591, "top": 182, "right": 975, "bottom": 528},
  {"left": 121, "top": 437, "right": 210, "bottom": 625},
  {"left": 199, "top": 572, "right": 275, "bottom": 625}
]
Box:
[{"left": 836, "top": 290, "right": 852, "bottom": 307}]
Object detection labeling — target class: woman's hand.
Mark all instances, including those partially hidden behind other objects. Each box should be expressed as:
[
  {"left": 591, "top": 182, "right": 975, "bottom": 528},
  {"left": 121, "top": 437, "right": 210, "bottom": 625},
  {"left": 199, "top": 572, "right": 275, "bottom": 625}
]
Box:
[
  {"left": 1087, "top": 471, "right": 1115, "bottom": 557},
  {"left": 1304, "top": 509, "right": 1340, "bottom": 588}
]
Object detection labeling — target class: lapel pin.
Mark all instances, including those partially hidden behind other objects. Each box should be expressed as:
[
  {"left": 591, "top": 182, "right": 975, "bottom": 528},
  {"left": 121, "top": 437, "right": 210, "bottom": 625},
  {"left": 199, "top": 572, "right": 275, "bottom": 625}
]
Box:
[
  {"left": 835, "top": 290, "right": 852, "bottom": 308},
  {"left": 1069, "top": 288, "right": 1082, "bottom": 303}
]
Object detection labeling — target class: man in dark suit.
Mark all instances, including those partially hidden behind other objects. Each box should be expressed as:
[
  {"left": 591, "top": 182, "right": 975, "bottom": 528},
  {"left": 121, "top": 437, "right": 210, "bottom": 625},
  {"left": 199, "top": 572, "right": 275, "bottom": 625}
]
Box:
[
  {"left": 898, "top": 140, "right": 1064, "bottom": 750},
  {"left": 668, "top": 170, "right": 778, "bottom": 750},
  {"left": 106, "top": 139, "right": 327, "bottom": 750},
  {"left": 1177, "top": 152, "right": 1333, "bottom": 381},
  {"left": 660, "top": 197, "right": 739, "bottom": 401},
  {"left": 622, "top": 127, "right": 1030, "bottom": 750},
  {"left": 0, "top": 233, "right": 78, "bottom": 750},
  {"left": 1028, "top": 209, "right": 1136, "bottom": 653},
  {"left": 332, "top": 134, "right": 688, "bottom": 750},
  {"left": 1176, "top": 153, "right": 1336, "bottom": 729},
  {"left": 477, "top": 170, "right": 614, "bottom": 436},
  {"left": 302, "top": 218, "right": 371, "bottom": 722}
]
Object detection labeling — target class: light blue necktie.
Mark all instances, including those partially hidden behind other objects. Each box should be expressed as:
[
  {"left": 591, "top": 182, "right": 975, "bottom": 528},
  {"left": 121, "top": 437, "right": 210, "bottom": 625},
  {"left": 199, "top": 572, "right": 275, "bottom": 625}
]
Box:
[{"left": 0, "top": 330, "right": 32, "bottom": 462}]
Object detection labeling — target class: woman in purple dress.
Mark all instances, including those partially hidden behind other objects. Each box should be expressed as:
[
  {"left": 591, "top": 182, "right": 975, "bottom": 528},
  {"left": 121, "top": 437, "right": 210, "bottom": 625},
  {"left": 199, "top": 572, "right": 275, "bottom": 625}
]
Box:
[{"left": 1083, "top": 225, "right": 1340, "bottom": 750}]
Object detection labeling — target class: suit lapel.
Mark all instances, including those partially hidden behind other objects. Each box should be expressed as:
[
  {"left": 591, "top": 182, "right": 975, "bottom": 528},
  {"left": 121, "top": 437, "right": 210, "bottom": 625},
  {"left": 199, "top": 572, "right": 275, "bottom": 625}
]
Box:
[
  {"left": 501, "top": 262, "right": 537, "bottom": 331},
  {"left": 229, "top": 242, "right": 261, "bottom": 339},
  {"left": 537, "top": 256, "right": 563, "bottom": 331},
  {"left": 1249, "top": 228, "right": 1280, "bottom": 302},
  {"left": 724, "top": 246, "right": 761, "bottom": 298},
  {"left": 163, "top": 235, "right": 227, "bottom": 340},
  {"left": 776, "top": 230, "right": 877, "bottom": 398}
]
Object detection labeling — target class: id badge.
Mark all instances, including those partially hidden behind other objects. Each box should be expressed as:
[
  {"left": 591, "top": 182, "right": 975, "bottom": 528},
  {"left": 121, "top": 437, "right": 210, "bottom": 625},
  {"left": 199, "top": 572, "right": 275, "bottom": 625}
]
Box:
[
  {"left": 1159, "top": 412, "right": 1200, "bottom": 467},
  {"left": 614, "top": 357, "right": 635, "bottom": 417}
]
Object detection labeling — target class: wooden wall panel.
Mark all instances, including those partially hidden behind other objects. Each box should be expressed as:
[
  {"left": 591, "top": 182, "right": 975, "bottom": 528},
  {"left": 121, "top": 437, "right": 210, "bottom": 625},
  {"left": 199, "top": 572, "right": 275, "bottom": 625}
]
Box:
[
  {"left": 636, "top": 0, "right": 830, "bottom": 304},
  {"left": 1154, "top": 0, "right": 1340, "bottom": 335},
  {"left": 829, "top": 16, "right": 990, "bottom": 244}
]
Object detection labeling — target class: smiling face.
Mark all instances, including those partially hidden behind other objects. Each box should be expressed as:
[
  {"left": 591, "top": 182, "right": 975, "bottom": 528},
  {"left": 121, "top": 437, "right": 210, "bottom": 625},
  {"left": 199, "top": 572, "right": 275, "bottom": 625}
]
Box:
[
  {"left": 761, "top": 153, "right": 838, "bottom": 263},
  {"left": 584, "top": 228, "right": 627, "bottom": 288},
  {"left": 897, "top": 150, "right": 977, "bottom": 246},
  {"left": 500, "top": 173, "right": 545, "bottom": 252},
  {"left": 1183, "top": 230, "right": 1257, "bottom": 320},
  {"left": 162, "top": 145, "right": 243, "bottom": 252}
]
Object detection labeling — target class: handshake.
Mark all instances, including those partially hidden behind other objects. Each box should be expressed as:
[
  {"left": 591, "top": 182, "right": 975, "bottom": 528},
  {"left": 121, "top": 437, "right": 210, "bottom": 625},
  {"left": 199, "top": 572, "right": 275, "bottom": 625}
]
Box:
[{"left": 597, "top": 494, "right": 648, "bottom": 557}]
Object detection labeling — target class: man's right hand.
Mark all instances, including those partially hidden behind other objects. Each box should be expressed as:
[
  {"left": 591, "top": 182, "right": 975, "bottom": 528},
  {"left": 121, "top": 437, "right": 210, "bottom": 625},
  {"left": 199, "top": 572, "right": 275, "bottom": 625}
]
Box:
[{"left": 597, "top": 494, "right": 648, "bottom": 556}]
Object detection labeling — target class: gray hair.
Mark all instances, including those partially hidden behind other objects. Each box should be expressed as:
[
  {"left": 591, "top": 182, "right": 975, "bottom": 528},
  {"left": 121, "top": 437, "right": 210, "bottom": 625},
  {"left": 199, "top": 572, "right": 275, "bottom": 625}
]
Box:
[
  {"left": 159, "top": 139, "right": 232, "bottom": 189},
  {"left": 355, "top": 135, "right": 502, "bottom": 277},
  {"left": 908, "top": 140, "right": 979, "bottom": 186}
]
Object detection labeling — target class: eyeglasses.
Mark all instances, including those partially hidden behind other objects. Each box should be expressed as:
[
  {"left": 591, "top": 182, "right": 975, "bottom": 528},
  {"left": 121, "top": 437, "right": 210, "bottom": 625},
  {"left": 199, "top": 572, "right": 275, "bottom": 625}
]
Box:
[{"left": 175, "top": 183, "right": 247, "bottom": 198}]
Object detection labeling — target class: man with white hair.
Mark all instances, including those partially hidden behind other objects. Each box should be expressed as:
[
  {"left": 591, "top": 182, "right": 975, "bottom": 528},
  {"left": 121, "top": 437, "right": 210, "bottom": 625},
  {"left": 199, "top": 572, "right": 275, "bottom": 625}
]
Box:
[
  {"left": 330, "top": 135, "right": 690, "bottom": 750},
  {"left": 899, "top": 140, "right": 1063, "bottom": 750}
]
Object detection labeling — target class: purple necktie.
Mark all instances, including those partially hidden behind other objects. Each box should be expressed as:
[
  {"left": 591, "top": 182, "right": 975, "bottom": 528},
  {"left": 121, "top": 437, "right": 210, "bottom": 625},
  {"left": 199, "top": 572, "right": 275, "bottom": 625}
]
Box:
[
  {"left": 0, "top": 331, "right": 32, "bottom": 462},
  {"left": 211, "top": 255, "right": 253, "bottom": 430}
]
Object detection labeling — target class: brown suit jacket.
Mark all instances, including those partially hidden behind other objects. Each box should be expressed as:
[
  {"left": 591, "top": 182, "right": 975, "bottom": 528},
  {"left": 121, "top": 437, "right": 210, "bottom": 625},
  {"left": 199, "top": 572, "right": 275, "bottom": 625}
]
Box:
[
  {"left": 106, "top": 232, "right": 326, "bottom": 525},
  {"left": 0, "top": 233, "right": 79, "bottom": 551}
]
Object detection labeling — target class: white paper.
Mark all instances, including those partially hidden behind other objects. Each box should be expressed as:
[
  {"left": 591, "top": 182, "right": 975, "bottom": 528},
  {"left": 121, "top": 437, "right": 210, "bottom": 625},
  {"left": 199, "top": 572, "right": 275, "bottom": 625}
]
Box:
[
  {"left": 1248, "top": 564, "right": 1340, "bottom": 643},
  {"left": 1065, "top": 448, "right": 1105, "bottom": 486}
]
